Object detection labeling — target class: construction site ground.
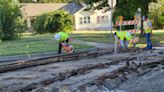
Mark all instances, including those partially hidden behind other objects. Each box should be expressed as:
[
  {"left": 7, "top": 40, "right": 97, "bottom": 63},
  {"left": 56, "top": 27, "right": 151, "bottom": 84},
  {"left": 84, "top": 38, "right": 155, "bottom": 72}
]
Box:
[
  {"left": 0, "top": 36, "right": 164, "bottom": 92},
  {"left": 0, "top": 47, "right": 164, "bottom": 92}
]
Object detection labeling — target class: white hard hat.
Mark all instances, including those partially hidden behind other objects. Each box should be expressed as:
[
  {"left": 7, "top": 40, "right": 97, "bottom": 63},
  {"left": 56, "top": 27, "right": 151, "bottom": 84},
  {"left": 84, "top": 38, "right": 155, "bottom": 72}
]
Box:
[{"left": 54, "top": 33, "right": 61, "bottom": 41}]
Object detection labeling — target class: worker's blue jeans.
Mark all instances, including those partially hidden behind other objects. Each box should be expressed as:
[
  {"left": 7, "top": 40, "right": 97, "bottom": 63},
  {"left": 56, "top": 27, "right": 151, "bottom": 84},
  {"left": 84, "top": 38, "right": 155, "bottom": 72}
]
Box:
[{"left": 145, "top": 33, "right": 152, "bottom": 50}]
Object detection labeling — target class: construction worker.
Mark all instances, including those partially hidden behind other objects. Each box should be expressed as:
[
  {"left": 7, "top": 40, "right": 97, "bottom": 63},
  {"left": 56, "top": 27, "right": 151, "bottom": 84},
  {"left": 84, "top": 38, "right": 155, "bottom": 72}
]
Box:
[
  {"left": 124, "top": 31, "right": 132, "bottom": 48},
  {"left": 114, "top": 31, "right": 124, "bottom": 52},
  {"left": 143, "top": 15, "right": 153, "bottom": 50},
  {"left": 114, "top": 31, "right": 132, "bottom": 52},
  {"left": 54, "top": 31, "right": 69, "bottom": 54}
]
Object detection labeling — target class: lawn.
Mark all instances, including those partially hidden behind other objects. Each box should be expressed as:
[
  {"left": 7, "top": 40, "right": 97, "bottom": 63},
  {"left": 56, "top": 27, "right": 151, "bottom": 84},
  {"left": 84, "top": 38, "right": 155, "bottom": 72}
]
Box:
[
  {"left": 71, "top": 30, "right": 164, "bottom": 44},
  {"left": 0, "top": 30, "right": 163, "bottom": 56},
  {"left": 138, "top": 32, "right": 164, "bottom": 44},
  {"left": 0, "top": 33, "right": 92, "bottom": 56},
  {"left": 71, "top": 31, "right": 114, "bottom": 43}
]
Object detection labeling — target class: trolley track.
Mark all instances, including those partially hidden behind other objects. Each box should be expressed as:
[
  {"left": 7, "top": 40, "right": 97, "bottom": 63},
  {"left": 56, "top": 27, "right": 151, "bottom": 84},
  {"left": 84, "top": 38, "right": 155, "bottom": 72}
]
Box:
[
  {"left": 0, "top": 49, "right": 112, "bottom": 73},
  {"left": 0, "top": 49, "right": 163, "bottom": 92}
]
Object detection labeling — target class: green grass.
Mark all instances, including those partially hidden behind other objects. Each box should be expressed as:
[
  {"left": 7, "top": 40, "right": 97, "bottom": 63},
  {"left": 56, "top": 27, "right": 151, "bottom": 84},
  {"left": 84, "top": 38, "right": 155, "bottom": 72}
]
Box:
[
  {"left": 137, "top": 32, "right": 164, "bottom": 44},
  {"left": 0, "top": 33, "right": 92, "bottom": 56},
  {"left": 71, "top": 30, "right": 164, "bottom": 44},
  {"left": 71, "top": 32, "right": 114, "bottom": 43},
  {"left": 0, "top": 30, "right": 163, "bottom": 56}
]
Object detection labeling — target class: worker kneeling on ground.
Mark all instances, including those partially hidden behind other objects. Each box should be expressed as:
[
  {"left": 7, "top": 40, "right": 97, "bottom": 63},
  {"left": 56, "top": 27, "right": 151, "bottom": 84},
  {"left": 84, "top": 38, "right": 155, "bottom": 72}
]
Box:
[
  {"left": 124, "top": 31, "right": 132, "bottom": 47},
  {"left": 114, "top": 31, "right": 132, "bottom": 52},
  {"left": 54, "top": 31, "right": 73, "bottom": 54}
]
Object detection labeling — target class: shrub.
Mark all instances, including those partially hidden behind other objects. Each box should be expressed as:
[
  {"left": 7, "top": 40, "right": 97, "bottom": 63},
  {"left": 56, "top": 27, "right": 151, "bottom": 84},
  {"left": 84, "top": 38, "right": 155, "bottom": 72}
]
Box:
[
  {"left": 33, "top": 10, "right": 73, "bottom": 34},
  {"left": 14, "top": 17, "right": 26, "bottom": 39},
  {"left": 33, "top": 14, "right": 50, "bottom": 34}
]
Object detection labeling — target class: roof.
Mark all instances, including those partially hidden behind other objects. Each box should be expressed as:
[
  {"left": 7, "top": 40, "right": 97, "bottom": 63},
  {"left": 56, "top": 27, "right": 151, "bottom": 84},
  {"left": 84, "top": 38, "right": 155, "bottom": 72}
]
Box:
[
  {"left": 21, "top": 2, "right": 84, "bottom": 18},
  {"left": 61, "top": 2, "right": 83, "bottom": 14}
]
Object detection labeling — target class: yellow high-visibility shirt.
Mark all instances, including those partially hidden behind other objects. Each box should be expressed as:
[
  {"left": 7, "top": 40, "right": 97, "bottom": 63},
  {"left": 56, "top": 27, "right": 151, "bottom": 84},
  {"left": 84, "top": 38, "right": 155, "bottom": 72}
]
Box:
[
  {"left": 143, "top": 20, "right": 152, "bottom": 34},
  {"left": 58, "top": 32, "right": 69, "bottom": 41},
  {"left": 124, "top": 31, "right": 132, "bottom": 41},
  {"left": 116, "top": 31, "right": 124, "bottom": 40}
]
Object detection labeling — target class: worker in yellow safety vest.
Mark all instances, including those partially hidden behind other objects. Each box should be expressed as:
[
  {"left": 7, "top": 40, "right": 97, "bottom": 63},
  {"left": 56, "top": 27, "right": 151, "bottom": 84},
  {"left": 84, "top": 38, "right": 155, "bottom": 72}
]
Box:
[
  {"left": 114, "top": 31, "right": 132, "bottom": 52},
  {"left": 124, "top": 31, "right": 132, "bottom": 48},
  {"left": 143, "top": 15, "right": 153, "bottom": 50},
  {"left": 54, "top": 31, "right": 69, "bottom": 54}
]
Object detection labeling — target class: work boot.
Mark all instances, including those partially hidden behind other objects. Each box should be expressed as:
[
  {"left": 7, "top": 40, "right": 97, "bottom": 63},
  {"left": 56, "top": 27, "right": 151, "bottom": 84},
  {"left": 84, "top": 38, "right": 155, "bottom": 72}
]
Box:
[{"left": 146, "top": 48, "right": 152, "bottom": 51}]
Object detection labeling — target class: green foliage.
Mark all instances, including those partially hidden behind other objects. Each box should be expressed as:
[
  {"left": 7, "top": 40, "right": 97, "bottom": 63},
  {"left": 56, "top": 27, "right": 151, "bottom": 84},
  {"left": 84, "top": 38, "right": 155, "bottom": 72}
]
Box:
[
  {"left": 33, "top": 10, "right": 73, "bottom": 34},
  {"left": 18, "top": 0, "right": 34, "bottom": 3},
  {"left": 18, "top": 0, "right": 73, "bottom": 3},
  {"left": 33, "top": 14, "right": 49, "bottom": 34},
  {"left": 149, "top": 0, "right": 164, "bottom": 29},
  {"left": 83, "top": 0, "right": 157, "bottom": 20},
  {"left": 114, "top": 0, "right": 157, "bottom": 20},
  {"left": 14, "top": 17, "right": 26, "bottom": 39},
  {"left": 83, "top": 0, "right": 158, "bottom": 31},
  {"left": 0, "top": 0, "right": 24, "bottom": 41}
]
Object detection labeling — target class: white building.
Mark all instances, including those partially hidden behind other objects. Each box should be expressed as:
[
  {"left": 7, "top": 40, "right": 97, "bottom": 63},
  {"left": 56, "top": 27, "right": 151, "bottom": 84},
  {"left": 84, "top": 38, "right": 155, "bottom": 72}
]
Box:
[
  {"left": 21, "top": 2, "right": 112, "bottom": 31},
  {"left": 74, "top": 9, "right": 112, "bottom": 30}
]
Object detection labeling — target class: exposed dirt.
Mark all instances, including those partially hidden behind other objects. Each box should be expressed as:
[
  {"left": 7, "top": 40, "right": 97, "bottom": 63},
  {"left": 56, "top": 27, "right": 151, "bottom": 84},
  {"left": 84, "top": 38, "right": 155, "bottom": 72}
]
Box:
[{"left": 0, "top": 49, "right": 164, "bottom": 92}]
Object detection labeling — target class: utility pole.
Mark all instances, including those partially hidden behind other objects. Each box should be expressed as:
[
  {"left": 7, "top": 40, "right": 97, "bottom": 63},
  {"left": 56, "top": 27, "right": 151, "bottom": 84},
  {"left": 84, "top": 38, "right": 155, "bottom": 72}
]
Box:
[
  {"left": 108, "top": 0, "right": 116, "bottom": 36},
  {"left": 108, "top": 0, "right": 116, "bottom": 49}
]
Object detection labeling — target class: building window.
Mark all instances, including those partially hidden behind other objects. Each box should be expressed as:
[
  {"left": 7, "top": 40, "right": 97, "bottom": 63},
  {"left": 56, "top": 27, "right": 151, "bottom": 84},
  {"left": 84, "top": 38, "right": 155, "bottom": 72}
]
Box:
[
  {"left": 97, "top": 16, "right": 100, "bottom": 24},
  {"left": 84, "top": 17, "right": 87, "bottom": 24},
  {"left": 79, "top": 16, "right": 91, "bottom": 24},
  {"left": 87, "top": 16, "right": 91, "bottom": 23},
  {"left": 79, "top": 17, "right": 83, "bottom": 24},
  {"left": 97, "top": 16, "right": 109, "bottom": 23}
]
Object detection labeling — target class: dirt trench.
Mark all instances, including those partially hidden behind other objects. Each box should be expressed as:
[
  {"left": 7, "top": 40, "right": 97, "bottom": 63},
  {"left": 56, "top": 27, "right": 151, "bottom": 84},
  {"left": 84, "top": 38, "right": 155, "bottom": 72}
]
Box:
[{"left": 0, "top": 49, "right": 164, "bottom": 92}]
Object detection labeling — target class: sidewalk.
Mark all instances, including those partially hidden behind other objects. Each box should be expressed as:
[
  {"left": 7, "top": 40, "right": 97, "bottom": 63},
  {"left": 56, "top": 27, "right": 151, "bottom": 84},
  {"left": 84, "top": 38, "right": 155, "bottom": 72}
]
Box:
[{"left": 72, "top": 39, "right": 113, "bottom": 49}]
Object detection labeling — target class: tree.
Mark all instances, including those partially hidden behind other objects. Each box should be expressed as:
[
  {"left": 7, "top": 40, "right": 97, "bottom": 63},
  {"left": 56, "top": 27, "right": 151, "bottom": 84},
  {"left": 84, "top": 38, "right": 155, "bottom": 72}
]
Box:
[
  {"left": 149, "top": 0, "right": 164, "bottom": 29},
  {"left": 83, "top": 0, "right": 157, "bottom": 20},
  {"left": 18, "top": 0, "right": 34, "bottom": 3},
  {"left": 18, "top": 0, "right": 73, "bottom": 3},
  {"left": 82, "top": 0, "right": 157, "bottom": 33},
  {"left": 0, "top": 0, "right": 24, "bottom": 40}
]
